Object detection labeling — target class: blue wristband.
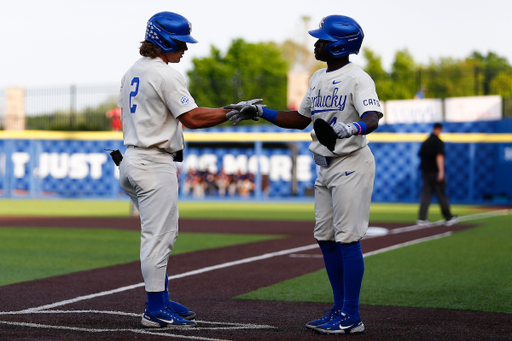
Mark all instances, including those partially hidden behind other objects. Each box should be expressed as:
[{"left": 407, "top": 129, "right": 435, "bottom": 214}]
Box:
[
  {"left": 261, "top": 108, "right": 278, "bottom": 123},
  {"left": 353, "top": 121, "right": 368, "bottom": 135}
]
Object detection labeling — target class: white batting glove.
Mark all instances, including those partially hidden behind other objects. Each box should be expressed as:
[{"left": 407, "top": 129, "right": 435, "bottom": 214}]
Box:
[{"left": 333, "top": 122, "right": 359, "bottom": 139}]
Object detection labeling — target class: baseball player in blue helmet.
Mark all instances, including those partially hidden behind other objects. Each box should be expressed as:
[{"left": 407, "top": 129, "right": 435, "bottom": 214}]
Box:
[
  {"left": 226, "top": 15, "right": 383, "bottom": 335},
  {"left": 118, "top": 11, "right": 234, "bottom": 329}
]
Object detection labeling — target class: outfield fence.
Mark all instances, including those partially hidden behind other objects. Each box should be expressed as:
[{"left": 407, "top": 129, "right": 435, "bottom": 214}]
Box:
[{"left": 0, "top": 121, "right": 511, "bottom": 204}]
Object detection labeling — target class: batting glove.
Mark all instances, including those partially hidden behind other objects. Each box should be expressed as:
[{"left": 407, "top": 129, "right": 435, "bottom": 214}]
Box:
[
  {"left": 333, "top": 122, "right": 359, "bottom": 139},
  {"left": 224, "top": 99, "right": 266, "bottom": 126}
]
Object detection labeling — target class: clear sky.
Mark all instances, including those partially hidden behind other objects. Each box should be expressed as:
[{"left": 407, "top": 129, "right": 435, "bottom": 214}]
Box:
[{"left": 1, "top": 0, "right": 510, "bottom": 88}]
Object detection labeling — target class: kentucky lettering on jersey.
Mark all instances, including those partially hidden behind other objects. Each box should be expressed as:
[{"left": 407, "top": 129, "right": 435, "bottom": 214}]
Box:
[
  {"left": 298, "top": 62, "right": 383, "bottom": 157},
  {"left": 311, "top": 88, "right": 347, "bottom": 114}
]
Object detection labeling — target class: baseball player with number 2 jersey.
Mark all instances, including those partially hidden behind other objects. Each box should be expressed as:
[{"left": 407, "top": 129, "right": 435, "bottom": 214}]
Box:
[
  {"left": 225, "top": 15, "right": 383, "bottom": 335},
  {"left": 118, "top": 11, "right": 232, "bottom": 329}
]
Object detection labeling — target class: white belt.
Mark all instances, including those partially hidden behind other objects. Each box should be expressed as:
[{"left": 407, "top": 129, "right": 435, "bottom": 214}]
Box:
[{"left": 129, "top": 145, "right": 181, "bottom": 161}]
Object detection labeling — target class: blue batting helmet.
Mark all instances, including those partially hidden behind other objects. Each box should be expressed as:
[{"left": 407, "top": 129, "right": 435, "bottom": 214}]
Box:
[
  {"left": 145, "top": 12, "right": 198, "bottom": 53},
  {"left": 308, "top": 15, "right": 364, "bottom": 58}
]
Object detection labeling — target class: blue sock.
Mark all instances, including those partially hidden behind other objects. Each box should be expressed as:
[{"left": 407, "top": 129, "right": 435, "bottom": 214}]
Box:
[
  {"left": 339, "top": 241, "right": 365, "bottom": 319},
  {"left": 147, "top": 291, "right": 167, "bottom": 311},
  {"left": 317, "top": 240, "right": 344, "bottom": 310},
  {"left": 165, "top": 274, "right": 170, "bottom": 304}
]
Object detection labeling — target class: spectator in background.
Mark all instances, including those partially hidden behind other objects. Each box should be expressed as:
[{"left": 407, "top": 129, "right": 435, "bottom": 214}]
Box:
[
  {"left": 205, "top": 171, "right": 217, "bottom": 196},
  {"left": 417, "top": 123, "right": 459, "bottom": 226},
  {"left": 106, "top": 107, "right": 122, "bottom": 131},
  {"left": 215, "top": 169, "right": 231, "bottom": 197},
  {"left": 414, "top": 86, "right": 426, "bottom": 99}
]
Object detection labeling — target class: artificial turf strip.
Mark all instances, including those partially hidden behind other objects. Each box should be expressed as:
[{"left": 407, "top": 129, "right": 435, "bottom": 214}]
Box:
[
  {"left": 0, "top": 228, "right": 282, "bottom": 287},
  {"left": 0, "top": 200, "right": 493, "bottom": 223},
  {"left": 237, "top": 216, "right": 512, "bottom": 314},
  {"left": 0, "top": 200, "right": 133, "bottom": 217}
]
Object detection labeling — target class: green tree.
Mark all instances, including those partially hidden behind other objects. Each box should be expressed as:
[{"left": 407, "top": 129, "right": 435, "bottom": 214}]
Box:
[
  {"left": 390, "top": 49, "right": 417, "bottom": 99},
  {"left": 188, "top": 39, "right": 289, "bottom": 111},
  {"left": 362, "top": 47, "right": 394, "bottom": 101},
  {"left": 468, "top": 51, "right": 512, "bottom": 96},
  {"left": 423, "top": 57, "right": 476, "bottom": 98}
]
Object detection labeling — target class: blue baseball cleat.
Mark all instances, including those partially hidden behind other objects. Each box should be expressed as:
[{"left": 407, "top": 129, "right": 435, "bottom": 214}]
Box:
[
  {"left": 168, "top": 300, "right": 196, "bottom": 320},
  {"left": 314, "top": 312, "right": 365, "bottom": 334},
  {"left": 141, "top": 304, "right": 197, "bottom": 328},
  {"left": 305, "top": 307, "right": 342, "bottom": 330}
]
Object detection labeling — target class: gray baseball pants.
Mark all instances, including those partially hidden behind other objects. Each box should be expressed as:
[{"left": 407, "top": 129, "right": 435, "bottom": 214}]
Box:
[{"left": 119, "top": 146, "right": 179, "bottom": 292}]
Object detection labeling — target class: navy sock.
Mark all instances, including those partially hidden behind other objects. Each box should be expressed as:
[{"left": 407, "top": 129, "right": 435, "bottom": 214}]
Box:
[
  {"left": 317, "top": 240, "right": 344, "bottom": 310},
  {"left": 147, "top": 291, "right": 167, "bottom": 311},
  {"left": 339, "top": 241, "right": 365, "bottom": 319}
]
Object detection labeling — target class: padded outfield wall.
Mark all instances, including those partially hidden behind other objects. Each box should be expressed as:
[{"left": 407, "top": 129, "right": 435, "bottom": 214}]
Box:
[{"left": 0, "top": 120, "right": 511, "bottom": 204}]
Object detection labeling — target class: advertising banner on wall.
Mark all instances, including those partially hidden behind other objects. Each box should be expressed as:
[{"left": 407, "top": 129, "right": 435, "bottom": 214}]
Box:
[
  {"left": 445, "top": 95, "right": 502, "bottom": 122},
  {"left": 383, "top": 99, "right": 443, "bottom": 124}
]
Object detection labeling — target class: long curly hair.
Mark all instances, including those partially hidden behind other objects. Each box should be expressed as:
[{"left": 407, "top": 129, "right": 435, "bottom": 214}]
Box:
[{"left": 139, "top": 40, "right": 161, "bottom": 58}]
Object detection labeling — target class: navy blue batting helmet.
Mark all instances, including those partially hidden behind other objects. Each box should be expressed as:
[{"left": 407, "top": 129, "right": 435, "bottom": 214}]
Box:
[
  {"left": 309, "top": 15, "right": 364, "bottom": 58},
  {"left": 145, "top": 12, "right": 198, "bottom": 53}
]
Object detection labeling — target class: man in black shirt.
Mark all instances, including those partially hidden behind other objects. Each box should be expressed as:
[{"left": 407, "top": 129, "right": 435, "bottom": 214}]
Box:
[{"left": 417, "top": 123, "right": 459, "bottom": 226}]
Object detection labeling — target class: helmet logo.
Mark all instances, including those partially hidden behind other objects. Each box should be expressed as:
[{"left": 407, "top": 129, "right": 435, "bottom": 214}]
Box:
[
  {"left": 146, "top": 22, "right": 161, "bottom": 42},
  {"left": 188, "top": 22, "right": 192, "bottom": 33},
  {"left": 319, "top": 17, "right": 325, "bottom": 28}
]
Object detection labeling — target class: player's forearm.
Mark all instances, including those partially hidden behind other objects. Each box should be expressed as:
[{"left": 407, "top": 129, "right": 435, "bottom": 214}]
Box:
[
  {"left": 179, "top": 107, "right": 229, "bottom": 129},
  {"left": 262, "top": 109, "right": 311, "bottom": 130},
  {"left": 360, "top": 111, "right": 381, "bottom": 134}
]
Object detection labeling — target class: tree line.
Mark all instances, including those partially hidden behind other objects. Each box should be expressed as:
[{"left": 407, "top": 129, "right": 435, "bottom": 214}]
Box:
[
  {"left": 18, "top": 38, "right": 512, "bottom": 131},
  {"left": 189, "top": 39, "right": 512, "bottom": 107}
]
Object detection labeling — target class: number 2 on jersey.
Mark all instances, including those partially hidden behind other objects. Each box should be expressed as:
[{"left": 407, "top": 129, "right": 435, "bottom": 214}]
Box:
[{"left": 129, "top": 77, "right": 140, "bottom": 113}]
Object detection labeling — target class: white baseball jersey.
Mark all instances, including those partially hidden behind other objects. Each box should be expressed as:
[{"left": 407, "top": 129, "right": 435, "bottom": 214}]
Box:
[
  {"left": 118, "top": 57, "right": 198, "bottom": 153},
  {"left": 298, "top": 62, "right": 383, "bottom": 156}
]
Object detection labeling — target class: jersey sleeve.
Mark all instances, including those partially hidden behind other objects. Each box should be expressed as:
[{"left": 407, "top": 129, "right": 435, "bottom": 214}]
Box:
[
  {"left": 353, "top": 73, "right": 383, "bottom": 118},
  {"left": 162, "top": 72, "right": 198, "bottom": 118},
  {"left": 298, "top": 88, "right": 312, "bottom": 118}
]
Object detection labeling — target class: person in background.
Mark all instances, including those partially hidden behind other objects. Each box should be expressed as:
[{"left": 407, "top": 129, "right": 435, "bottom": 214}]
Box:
[{"left": 417, "top": 122, "right": 459, "bottom": 226}]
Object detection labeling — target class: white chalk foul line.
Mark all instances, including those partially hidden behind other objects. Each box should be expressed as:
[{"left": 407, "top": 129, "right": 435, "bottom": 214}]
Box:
[
  {"left": 376, "top": 209, "right": 511, "bottom": 236},
  {"left": 0, "top": 309, "right": 275, "bottom": 329},
  {"left": 14, "top": 208, "right": 512, "bottom": 315},
  {"left": 0, "top": 320, "right": 231, "bottom": 341},
  {"left": 16, "top": 209, "right": 510, "bottom": 314},
  {"left": 363, "top": 232, "right": 452, "bottom": 258},
  {"left": 0, "top": 232, "right": 453, "bottom": 339},
  {"left": 7, "top": 208, "right": 506, "bottom": 339},
  {"left": 18, "top": 243, "right": 319, "bottom": 313}
]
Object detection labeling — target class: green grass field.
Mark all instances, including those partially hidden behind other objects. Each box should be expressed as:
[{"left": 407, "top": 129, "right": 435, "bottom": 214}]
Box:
[
  {"left": 0, "top": 227, "right": 282, "bottom": 286},
  {"left": 0, "top": 200, "right": 510, "bottom": 314},
  {"left": 238, "top": 214, "right": 512, "bottom": 314}
]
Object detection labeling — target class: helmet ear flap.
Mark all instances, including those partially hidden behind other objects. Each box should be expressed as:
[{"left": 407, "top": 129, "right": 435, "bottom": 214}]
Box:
[
  {"left": 326, "top": 41, "right": 346, "bottom": 58},
  {"left": 162, "top": 37, "right": 178, "bottom": 52}
]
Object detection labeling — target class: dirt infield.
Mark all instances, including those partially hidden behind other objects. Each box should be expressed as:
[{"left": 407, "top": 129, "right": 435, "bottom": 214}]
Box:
[{"left": 0, "top": 217, "right": 511, "bottom": 341}]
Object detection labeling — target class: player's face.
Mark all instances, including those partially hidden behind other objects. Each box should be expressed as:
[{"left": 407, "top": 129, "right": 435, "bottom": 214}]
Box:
[
  {"left": 314, "top": 39, "right": 330, "bottom": 62},
  {"left": 165, "top": 41, "right": 188, "bottom": 63}
]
